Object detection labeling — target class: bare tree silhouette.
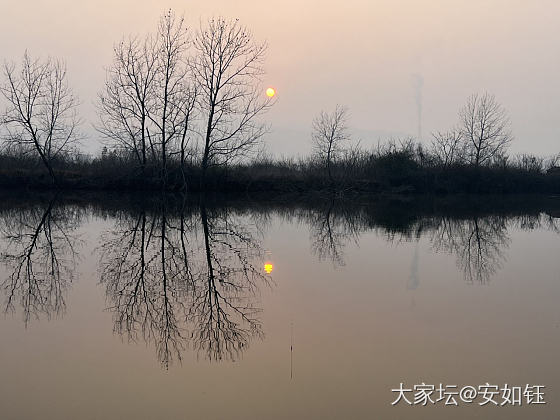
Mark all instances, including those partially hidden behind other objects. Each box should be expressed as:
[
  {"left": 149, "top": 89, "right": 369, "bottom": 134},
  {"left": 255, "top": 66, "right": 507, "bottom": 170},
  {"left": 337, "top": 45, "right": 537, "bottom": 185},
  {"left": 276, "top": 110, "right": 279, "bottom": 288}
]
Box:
[
  {"left": 97, "top": 33, "right": 159, "bottom": 169},
  {"left": 430, "top": 127, "right": 465, "bottom": 167},
  {"left": 459, "top": 92, "right": 512, "bottom": 167},
  {"left": 311, "top": 105, "right": 350, "bottom": 186},
  {"left": 191, "top": 17, "right": 273, "bottom": 185},
  {"left": 1, "top": 52, "right": 80, "bottom": 183},
  {"left": 97, "top": 10, "right": 198, "bottom": 186}
]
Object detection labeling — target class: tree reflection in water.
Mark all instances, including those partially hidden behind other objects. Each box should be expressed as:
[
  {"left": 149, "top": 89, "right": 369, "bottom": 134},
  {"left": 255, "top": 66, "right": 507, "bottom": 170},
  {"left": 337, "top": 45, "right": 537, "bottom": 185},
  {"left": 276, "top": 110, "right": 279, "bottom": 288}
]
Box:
[
  {"left": 99, "top": 199, "right": 270, "bottom": 367},
  {"left": 429, "top": 216, "right": 508, "bottom": 284},
  {"left": 308, "top": 199, "right": 360, "bottom": 267},
  {"left": 304, "top": 197, "right": 551, "bottom": 285},
  {"left": 0, "top": 196, "right": 81, "bottom": 325}
]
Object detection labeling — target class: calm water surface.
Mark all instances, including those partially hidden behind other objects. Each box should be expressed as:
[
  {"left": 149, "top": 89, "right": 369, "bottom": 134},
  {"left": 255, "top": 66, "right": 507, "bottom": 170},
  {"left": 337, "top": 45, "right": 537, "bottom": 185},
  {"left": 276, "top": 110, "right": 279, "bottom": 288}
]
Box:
[{"left": 0, "top": 194, "right": 559, "bottom": 419}]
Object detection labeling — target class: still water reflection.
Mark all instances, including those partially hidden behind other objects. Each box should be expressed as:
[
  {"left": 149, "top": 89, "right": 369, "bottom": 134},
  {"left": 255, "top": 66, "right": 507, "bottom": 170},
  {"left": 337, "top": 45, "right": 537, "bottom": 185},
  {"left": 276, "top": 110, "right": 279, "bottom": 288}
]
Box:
[
  {"left": 0, "top": 193, "right": 559, "bottom": 419},
  {"left": 99, "top": 202, "right": 269, "bottom": 366}
]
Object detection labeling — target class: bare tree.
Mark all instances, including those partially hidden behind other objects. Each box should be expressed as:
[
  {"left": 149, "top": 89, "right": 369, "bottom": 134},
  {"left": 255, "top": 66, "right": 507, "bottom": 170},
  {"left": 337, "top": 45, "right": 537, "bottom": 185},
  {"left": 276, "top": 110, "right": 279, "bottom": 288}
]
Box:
[
  {"left": 514, "top": 153, "right": 544, "bottom": 173},
  {"left": 97, "top": 10, "right": 197, "bottom": 186},
  {"left": 459, "top": 92, "right": 512, "bottom": 167},
  {"left": 174, "top": 82, "right": 198, "bottom": 189},
  {"left": 191, "top": 17, "right": 273, "bottom": 185},
  {"left": 311, "top": 104, "right": 349, "bottom": 185},
  {"left": 430, "top": 127, "right": 464, "bottom": 167},
  {"left": 97, "top": 34, "right": 159, "bottom": 170},
  {"left": 149, "top": 11, "right": 194, "bottom": 184},
  {"left": 0, "top": 52, "right": 80, "bottom": 183}
]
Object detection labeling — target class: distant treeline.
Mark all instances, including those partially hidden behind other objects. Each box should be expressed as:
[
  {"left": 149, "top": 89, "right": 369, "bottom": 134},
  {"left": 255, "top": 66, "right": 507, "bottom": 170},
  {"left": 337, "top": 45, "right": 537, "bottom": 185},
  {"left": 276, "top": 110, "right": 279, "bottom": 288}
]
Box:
[{"left": 0, "top": 138, "right": 559, "bottom": 194}]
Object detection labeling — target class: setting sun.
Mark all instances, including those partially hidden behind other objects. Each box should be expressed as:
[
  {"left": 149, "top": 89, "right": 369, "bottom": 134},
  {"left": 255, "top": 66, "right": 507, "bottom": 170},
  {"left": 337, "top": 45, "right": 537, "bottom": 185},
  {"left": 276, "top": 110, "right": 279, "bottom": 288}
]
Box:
[
  {"left": 266, "top": 87, "right": 276, "bottom": 98},
  {"left": 264, "top": 262, "right": 274, "bottom": 274}
]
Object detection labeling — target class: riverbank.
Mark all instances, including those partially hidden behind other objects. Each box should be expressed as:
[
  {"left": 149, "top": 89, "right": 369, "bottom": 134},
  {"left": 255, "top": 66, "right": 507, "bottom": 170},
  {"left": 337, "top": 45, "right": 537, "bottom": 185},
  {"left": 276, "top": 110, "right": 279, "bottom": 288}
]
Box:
[{"left": 1, "top": 155, "right": 559, "bottom": 194}]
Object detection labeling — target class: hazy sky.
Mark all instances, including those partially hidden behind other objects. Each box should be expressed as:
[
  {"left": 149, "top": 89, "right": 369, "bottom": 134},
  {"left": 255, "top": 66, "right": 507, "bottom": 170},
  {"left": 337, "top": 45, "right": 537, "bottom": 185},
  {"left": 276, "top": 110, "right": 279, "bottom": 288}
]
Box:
[{"left": 1, "top": 0, "right": 559, "bottom": 157}]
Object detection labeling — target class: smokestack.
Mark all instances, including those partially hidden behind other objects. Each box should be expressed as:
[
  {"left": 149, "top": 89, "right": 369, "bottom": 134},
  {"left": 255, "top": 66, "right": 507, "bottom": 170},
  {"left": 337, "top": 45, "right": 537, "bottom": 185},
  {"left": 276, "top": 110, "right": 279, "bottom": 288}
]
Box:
[{"left": 412, "top": 74, "right": 423, "bottom": 140}]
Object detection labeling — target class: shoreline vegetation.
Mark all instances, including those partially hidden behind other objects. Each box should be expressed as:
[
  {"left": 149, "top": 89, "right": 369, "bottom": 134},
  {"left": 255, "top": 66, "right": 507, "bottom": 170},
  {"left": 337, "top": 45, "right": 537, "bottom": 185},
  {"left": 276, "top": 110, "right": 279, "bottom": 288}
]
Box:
[
  {"left": 1, "top": 142, "right": 559, "bottom": 194},
  {"left": 0, "top": 11, "right": 559, "bottom": 195}
]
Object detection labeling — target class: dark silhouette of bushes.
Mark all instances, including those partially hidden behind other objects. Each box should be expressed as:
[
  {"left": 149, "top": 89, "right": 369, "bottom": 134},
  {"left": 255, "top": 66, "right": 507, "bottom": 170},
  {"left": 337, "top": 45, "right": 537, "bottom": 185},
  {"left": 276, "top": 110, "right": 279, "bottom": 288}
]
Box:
[{"left": 0, "top": 142, "right": 559, "bottom": 194}]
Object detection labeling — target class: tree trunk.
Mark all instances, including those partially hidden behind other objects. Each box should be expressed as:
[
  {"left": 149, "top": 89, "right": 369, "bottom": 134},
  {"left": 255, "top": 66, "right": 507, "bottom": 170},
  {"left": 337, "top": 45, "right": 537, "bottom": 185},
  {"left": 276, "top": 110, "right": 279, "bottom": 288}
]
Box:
[
  {"left": 201, "top": 102, "right": 215, "bottom": 190},
  {"left": 34, "top": 138, "right": 57, "bottom": 185}
]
